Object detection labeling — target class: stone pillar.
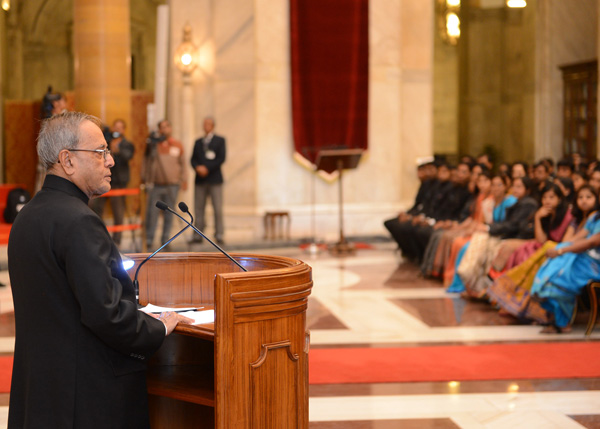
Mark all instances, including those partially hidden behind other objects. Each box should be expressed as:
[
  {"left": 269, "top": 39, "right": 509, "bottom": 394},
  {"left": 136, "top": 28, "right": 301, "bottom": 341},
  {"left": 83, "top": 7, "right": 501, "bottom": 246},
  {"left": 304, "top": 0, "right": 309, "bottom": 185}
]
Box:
[{"left": 73, "top": 0, "right": 131, "bottom": 125}]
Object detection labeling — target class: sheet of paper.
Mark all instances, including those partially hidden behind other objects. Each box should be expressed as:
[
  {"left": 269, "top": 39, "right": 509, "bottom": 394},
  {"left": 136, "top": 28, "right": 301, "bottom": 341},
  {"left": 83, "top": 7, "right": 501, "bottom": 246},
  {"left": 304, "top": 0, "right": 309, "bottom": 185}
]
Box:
[
  {"left": 139, "top": 303, "right": 203, "bottom": 314},
  {"left": 178, "top": 309, "right": 215, "bottom": 325}
]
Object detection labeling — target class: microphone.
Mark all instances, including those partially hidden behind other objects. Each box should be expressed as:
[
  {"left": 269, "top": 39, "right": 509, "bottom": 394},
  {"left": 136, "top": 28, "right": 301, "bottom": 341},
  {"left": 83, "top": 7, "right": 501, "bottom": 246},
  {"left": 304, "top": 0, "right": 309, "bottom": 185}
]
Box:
[
  {"left": 132, "top": 204, "right": 192, "bottom": 302},
  {"left": 158, "top": 200, "right": 247, "bottom": 272},
  {"left": 178, "top": 202, "right": 193, "bottom": 223}
]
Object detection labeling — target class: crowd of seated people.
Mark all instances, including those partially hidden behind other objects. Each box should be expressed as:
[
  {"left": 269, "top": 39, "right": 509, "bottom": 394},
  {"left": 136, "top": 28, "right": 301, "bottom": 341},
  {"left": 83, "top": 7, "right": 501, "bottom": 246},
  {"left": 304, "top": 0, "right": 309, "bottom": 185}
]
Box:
[{"left": 384, "top": 153, "right": 600, "bottom": 333}]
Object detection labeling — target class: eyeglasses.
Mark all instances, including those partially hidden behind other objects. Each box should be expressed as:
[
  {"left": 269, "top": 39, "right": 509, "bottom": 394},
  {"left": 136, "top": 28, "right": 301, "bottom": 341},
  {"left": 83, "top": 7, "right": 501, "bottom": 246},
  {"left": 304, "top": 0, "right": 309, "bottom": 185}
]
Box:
[{"left": 69, "top": 148, "right": 112, "bottom": 161}]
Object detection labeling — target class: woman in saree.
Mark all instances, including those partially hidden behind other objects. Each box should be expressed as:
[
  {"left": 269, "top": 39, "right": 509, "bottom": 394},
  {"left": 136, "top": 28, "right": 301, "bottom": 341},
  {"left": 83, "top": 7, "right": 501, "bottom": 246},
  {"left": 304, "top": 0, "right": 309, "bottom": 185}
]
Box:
[
  {"left": 446, "top": 175, "right": 517, "bottom": 292},
  {"left": 490, "top": 183, "right": 573, "bottom": 277},
  {"left": 421, "top": 170, "right": 492, "bottom": 278},
  {"left": 486, "top": 185, "right": 598, "bottom": 323},
  {"left": 529, "top": 189, "right": 600, "bottom": 333},
  {"left": 455, "top": 176, "right": 538, "bottom": 299}
]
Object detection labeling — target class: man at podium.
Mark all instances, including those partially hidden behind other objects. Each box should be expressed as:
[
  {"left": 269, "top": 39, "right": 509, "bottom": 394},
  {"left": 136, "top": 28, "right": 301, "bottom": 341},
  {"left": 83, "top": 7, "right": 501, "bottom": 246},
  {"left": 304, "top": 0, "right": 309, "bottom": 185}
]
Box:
[{"left": 7, "top": 112, "right": 191, "bottom": 428}]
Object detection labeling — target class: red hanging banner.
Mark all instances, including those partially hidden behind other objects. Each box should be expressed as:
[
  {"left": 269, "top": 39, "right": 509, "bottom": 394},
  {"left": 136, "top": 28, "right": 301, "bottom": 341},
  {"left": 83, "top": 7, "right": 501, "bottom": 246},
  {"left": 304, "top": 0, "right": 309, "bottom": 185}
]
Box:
[{"left": 290, "top": 0, "right": 369, "bottom": 167}]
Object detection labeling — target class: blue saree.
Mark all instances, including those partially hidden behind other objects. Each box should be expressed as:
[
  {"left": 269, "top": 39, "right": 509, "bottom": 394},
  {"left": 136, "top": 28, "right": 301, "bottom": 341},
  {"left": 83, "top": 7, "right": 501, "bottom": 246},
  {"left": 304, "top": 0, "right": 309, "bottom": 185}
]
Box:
[{"left": 530, "top": 214, "right": 600, "bottom": 327}]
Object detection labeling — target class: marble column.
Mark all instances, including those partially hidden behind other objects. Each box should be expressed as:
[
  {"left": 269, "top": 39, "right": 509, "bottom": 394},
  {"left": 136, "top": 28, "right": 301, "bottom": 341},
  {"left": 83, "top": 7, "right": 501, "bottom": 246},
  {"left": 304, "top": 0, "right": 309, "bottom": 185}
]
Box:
[
  {"left": 168, "top": 0, "right": 211, "bottom": 219},
  {"left": 73, "top": 0, "right": 131, "bottom": 125}
]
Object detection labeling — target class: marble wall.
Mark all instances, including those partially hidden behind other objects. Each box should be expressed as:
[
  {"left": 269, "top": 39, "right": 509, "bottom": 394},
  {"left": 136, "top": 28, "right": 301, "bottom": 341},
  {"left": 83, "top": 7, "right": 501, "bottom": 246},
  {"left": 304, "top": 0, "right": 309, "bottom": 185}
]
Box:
[
  {"left": 535, "top": 0, "right": 598, "bottom": 159},
  {"left": 3, "top": 0, "right": 73, "bottom": 100},
  {"left": 167, "top": 0, "right": 434, "bottom": 242},
  {"left": 459, "top": 3, "right": 537, "bottom": 163}
]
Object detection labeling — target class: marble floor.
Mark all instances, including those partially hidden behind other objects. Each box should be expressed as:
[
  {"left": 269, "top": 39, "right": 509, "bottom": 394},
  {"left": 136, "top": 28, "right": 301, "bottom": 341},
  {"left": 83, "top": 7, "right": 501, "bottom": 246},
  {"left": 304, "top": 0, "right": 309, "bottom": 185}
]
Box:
[{"left": 0, "top": 241, "right": 599, "bottom": 427}]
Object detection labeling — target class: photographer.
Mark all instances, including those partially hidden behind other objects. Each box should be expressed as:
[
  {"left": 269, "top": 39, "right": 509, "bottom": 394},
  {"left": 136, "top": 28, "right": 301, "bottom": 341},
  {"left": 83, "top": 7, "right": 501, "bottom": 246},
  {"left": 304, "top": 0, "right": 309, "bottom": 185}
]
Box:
[
  {"left": 142, "top": 119, "right": 188, "bottom": 249},
  {"left": 90, "top": 119, "right": 135, "bottom": 246}
]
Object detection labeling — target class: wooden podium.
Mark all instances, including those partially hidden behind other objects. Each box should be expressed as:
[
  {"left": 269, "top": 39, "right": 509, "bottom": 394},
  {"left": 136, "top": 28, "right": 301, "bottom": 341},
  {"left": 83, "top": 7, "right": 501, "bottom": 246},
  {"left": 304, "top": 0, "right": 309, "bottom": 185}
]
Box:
[
  {"left": 315, "top": 148, "right": 364, "bottom": 255},
  {"left": 128, "top": 252, "right": 313, "bottom": 428}
]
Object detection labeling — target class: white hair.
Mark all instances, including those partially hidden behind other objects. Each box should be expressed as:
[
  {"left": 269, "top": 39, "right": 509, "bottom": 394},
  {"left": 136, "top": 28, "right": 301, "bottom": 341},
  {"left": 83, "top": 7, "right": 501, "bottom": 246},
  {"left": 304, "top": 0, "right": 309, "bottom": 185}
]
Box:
[{"left": 37, "top": 111, "right": 102, "bottom": 170}]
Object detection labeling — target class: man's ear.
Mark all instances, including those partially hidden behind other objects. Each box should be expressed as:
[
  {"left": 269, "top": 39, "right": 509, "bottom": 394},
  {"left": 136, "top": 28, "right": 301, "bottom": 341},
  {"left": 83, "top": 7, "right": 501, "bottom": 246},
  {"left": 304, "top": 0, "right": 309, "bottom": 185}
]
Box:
[{"left": 57, "top": 150, "right": 76, "bottom": 176}]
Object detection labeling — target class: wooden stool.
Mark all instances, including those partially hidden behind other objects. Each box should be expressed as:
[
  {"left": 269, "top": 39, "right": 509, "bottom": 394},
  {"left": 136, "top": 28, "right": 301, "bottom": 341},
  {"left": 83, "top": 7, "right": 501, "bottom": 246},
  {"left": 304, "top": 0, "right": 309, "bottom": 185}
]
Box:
[{"left": 264, "top": 211, "right": 290, "bottom": 240}]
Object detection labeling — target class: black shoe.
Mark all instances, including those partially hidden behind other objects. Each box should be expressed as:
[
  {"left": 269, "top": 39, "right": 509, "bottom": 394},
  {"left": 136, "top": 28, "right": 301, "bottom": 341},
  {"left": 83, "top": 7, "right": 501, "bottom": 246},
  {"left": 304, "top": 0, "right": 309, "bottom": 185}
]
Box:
[
  {"left": 216, "top": 239, "right": 225, "bottom": 246},
  {"left": 190, "top": 236, "right": 203, "bottom": 244}
]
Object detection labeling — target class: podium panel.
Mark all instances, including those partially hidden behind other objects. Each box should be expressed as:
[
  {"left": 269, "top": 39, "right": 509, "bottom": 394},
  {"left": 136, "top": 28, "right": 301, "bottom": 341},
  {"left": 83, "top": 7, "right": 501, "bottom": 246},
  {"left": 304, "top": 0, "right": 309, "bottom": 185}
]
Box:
[{"left": 128, "top": 252, "right": 313, "bottom": 429}]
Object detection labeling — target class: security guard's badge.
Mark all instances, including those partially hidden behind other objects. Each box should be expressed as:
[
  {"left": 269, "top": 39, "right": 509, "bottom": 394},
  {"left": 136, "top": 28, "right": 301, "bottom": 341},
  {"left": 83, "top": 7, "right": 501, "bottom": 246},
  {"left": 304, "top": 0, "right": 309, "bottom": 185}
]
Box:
[{"left": 205, "top": 150, "right": 216, "bottom": 160}]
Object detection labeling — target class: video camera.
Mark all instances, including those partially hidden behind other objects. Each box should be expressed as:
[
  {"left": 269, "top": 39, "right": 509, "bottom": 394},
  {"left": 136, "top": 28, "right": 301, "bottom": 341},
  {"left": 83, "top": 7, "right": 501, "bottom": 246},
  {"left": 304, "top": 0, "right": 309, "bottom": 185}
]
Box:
[
  {"left": 146, "top": 131, "right": 166, "bottom": 145},
  {"left": 145, "top": 131, "right": 167, "bottom": 157}
]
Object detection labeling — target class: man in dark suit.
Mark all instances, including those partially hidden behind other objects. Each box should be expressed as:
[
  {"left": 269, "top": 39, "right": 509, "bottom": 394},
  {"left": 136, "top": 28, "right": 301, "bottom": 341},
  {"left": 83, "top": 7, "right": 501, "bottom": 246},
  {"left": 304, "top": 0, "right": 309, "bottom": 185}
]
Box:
[
  {"left": 8, "top": 111, "right": 191, "bottom": 428},
  {"left": 190, "top": 116, "right": 226, "bottom": 245}
]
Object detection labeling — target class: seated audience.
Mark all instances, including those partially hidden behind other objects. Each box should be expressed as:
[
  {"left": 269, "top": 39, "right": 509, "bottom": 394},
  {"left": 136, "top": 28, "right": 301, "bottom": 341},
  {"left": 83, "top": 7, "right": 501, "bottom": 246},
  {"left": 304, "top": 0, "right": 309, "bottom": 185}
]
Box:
[
  {"left": 385, "top": 153, "right": 600, "bottom": 334},
  {"left": 511, "top": 162, "right": 528, "bottom": 180},
  {"left": 556, "top": 158, "right": 574, "bottom": 178},
  {"left": 488, "top": 184, "right": 599, "bottom": 324},
  {"left": 446, "top": 174, "right": 517, "bottom": 292},
  {"left": 384, "top": 160, "right": 439, "bottom": 260},
  {"left": 385, "top": 161, "right": 472, "bottom": 263},
  {"left": 531, "top": 160, "right": 553, "bottom": 202},
  {"left": 477, "top": 153, "right": 494, "bottom": 172},
  {"left": 571, "top": 152, "right": 584, "bottom": 171},
  {"left": 456, "top": 176, "right": 538, "bottom": 298},
  {"left": 421, "top": 170, "right": 492, "bottom": 278},
  {"left": 554, "top": 176, "right": 575, "bottom": 205},
  {"left": 491, "top": 182, "right": 572, "bottom": 277},
  {"left": 498, "top": 162, "right": 511, "bottom": 177},
  {"left": 541, "top": 157, "right": 555, "bottom": 178},
  {"left": 572, "top": 169, "right": 588, "bottom": 192},
  {"left": 530, "top": 202, "right": 600, "bottom": 333},
  {"left": 587, "top": 159, "right": 600, "bottom": 177},
  {"left": 407, "top": 162, "right": 473, "bottom": 263},
  {"left": 589, "top": 166, "right": 600, "bottom": 193}
]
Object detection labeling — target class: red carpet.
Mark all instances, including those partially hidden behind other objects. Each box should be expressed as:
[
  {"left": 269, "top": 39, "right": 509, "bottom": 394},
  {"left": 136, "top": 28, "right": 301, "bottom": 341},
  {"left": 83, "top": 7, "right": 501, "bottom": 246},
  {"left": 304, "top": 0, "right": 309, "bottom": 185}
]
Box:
[
  {"left": 309, "top": 343, "right": 600, "bottom": 384},
  {"left": 0, "top": 356, "right": 12, "bottom": 392}
]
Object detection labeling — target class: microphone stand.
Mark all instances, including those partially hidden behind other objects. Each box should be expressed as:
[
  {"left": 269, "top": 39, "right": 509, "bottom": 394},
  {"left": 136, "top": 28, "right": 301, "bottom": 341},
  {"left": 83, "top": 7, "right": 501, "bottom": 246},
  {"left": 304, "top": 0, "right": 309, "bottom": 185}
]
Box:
[
  {"left": 157, "top": 201, "right": 247, "bottom": 272},
  {"left": 133, "top": 223, "right": 192, "bottom": 302}
]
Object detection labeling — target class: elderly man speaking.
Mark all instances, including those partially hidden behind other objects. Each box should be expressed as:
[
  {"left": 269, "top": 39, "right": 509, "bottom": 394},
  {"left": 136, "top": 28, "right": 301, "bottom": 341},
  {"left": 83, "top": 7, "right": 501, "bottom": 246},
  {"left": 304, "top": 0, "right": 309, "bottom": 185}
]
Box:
[{"left": 7, "top": 112, "right": 191, "bottom": 428}]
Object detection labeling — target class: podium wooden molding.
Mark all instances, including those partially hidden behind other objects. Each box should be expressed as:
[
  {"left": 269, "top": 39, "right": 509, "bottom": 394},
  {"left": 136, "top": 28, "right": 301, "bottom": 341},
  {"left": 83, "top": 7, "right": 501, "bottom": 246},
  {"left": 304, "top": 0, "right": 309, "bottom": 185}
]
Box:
[{"left": 128, "top": 252, "right": 313, "bottom": 428}]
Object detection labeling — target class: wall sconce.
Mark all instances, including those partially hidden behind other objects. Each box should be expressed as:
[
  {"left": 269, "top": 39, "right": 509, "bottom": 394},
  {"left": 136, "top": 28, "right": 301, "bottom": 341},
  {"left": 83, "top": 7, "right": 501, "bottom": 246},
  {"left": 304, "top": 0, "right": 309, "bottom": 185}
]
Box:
[
  {"left": 437, "top": 0, "right": 461, "bottom": 46},
  {"left": 506, "top": 0, "right": 526, "bottom": 7},
  {"left": 174, "top": 24, "right": 199, "bottom": 77},
  {"left": 1, "top": 0, "right": 10, "bottom": 11}
]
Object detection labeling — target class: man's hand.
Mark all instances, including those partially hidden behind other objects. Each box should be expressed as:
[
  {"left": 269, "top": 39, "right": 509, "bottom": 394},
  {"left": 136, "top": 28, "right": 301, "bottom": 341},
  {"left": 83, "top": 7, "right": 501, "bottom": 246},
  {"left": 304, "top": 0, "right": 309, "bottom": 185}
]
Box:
[
  {"left": 156, "top": 311, "right": 194, "bottom": 335},
  {"left": 109, "top": 137, "right": 122, "bottom": 153},
  {"left": 195, "top": 165, "right": 209, "bottom": 177}
]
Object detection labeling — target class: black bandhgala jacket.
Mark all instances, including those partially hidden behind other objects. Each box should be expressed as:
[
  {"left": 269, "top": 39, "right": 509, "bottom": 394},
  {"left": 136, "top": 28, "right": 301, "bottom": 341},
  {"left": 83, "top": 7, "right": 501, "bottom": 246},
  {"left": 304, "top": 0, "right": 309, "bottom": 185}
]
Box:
[{"left": 8, "top": 175, "right": 165, "bottom": 428}]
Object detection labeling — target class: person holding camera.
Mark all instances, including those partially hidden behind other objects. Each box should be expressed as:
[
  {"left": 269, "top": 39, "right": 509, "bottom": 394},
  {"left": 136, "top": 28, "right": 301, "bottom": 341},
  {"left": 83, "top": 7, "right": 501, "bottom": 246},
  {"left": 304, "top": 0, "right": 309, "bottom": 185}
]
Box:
[
  {"left": 142, "top": 119, "right": 188, "bottom": 249},
  {"left": 90, "top": 119, "right": 135, "bottom": 246}
]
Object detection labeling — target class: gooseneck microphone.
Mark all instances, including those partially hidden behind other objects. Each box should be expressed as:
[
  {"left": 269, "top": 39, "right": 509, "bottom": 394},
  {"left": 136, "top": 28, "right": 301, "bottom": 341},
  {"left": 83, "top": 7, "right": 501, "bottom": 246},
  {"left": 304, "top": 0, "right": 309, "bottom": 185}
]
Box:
[
  {"left": 178, "top": 202, "right": 194, "bottom": 224},
  {"left": 132, "top": 203, "right": 192, "bottom": 302},
  {"left": 158, "top": 200, "right": 248, "bottom": 272}
]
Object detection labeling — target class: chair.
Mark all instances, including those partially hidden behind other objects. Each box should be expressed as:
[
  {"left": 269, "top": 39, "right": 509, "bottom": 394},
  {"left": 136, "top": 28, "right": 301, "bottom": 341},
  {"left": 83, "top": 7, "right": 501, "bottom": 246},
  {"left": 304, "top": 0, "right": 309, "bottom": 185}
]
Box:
[
  {"left": 103, "top": 187, "right": 144, "bottom": 251},
  {"left": 585, "top": 281, "right": 600, "bottom": 336}
]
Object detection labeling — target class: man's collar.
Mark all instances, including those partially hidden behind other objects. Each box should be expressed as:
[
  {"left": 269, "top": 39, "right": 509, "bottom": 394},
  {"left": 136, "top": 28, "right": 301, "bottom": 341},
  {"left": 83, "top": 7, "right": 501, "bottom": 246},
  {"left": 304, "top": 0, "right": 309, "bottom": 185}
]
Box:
[{"left": 42, "top": 174, "right": 90, "bottom": 205}]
